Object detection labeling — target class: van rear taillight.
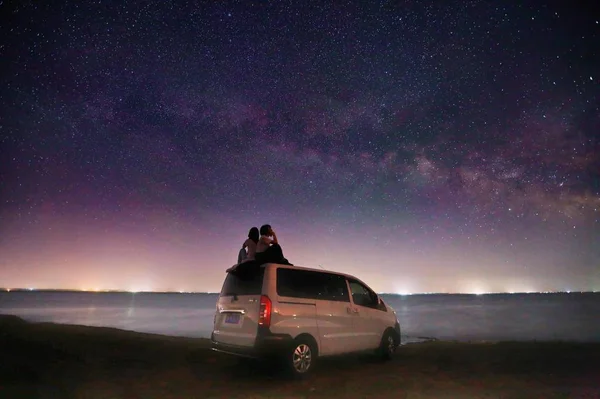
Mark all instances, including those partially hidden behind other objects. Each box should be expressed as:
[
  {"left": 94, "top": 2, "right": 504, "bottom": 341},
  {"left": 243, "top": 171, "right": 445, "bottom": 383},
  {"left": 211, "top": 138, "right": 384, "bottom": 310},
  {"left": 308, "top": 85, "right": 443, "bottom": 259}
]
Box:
[{"left": 258, "top": 295, "right": 272, "bottom": 328}]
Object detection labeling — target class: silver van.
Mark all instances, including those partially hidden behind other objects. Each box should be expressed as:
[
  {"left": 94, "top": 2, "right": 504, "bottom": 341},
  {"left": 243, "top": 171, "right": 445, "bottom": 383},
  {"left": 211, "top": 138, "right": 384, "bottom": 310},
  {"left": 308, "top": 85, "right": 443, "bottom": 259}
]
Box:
[{"left": 211, "top": 262, "right": 401, "bottom": 376}]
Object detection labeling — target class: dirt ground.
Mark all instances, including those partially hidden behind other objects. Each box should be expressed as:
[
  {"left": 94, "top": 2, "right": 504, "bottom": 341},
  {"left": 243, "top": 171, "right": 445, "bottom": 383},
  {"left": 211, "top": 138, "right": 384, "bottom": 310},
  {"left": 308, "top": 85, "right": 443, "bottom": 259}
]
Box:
[{"left": 1, "top": 315, "right": 599, "bottom": 399}]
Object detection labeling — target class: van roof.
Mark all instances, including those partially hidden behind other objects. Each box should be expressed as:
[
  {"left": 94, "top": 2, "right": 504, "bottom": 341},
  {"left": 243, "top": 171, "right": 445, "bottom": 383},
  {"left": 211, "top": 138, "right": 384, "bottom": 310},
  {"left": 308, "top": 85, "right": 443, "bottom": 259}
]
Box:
[{"left": 227, "top": 262, "right": 375, "bottom": 294}]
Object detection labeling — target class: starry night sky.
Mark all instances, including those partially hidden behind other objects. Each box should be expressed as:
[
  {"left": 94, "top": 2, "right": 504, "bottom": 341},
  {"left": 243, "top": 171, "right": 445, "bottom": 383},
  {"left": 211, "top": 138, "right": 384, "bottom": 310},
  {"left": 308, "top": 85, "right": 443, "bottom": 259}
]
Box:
[{"left": 1, "top": 1, "right": 599, "bottom": 293}]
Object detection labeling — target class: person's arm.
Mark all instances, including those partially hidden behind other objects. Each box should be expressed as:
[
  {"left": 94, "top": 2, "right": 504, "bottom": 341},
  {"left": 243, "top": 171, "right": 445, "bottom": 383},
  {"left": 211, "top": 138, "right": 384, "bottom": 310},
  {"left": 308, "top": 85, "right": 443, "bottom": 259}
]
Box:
[
  {"left": 242, "top": 238, "right": 249, "bottom": 249},
  {"left": 260, "top": 236, "right": 274, "bottom": 247},
  {"left": 270, "top": 228, "right": 278, "bottom": 245}
]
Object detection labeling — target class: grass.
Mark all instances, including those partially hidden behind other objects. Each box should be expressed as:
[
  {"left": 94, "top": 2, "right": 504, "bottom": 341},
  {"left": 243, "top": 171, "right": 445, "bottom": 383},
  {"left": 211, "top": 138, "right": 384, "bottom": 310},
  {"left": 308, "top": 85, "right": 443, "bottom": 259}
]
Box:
[{"left": 1, "top": 315, "right": 599, "bottom": 398}]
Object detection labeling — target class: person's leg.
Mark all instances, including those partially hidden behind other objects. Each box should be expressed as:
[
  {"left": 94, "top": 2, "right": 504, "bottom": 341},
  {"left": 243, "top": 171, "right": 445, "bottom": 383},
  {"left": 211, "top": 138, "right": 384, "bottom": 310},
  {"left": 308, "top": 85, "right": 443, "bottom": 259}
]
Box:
[
  {"left": 269, "top": 244, "right": 283, "bottom": 259},
  {"left": 266, "top": 244, "right": 293, "bottom": 265}
]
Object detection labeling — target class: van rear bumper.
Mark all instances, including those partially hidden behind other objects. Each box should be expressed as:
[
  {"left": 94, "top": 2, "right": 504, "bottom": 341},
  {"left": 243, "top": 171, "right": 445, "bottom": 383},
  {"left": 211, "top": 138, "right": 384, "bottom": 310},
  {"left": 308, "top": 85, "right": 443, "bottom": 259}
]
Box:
[{"left": 210, "top": 329, "right": 293, "bottom": 359}]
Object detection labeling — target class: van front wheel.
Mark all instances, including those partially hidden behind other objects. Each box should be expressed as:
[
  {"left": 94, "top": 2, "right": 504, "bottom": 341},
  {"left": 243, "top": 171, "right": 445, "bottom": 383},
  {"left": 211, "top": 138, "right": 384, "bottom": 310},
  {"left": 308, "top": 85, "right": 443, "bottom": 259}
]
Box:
[
  {"left": 378, "top": 329, "right": 398, "bottom": 361},
  {"left": 284, "top": 336, "right": 317, "bottom": 377}
]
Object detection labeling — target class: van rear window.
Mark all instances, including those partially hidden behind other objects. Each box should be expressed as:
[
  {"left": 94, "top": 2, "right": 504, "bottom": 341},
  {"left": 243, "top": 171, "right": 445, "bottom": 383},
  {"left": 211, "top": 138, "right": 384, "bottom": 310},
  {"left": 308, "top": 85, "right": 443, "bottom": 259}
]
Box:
[{"left": 221, "top": 263, "right": 265, "bottom": 296}]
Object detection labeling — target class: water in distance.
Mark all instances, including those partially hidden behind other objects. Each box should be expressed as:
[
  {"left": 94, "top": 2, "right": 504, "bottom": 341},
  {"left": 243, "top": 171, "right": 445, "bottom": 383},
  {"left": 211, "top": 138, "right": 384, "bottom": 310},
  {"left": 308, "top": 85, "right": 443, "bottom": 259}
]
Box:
[{"left": 1, "top": 291, "right": 599, "bottom": 343}]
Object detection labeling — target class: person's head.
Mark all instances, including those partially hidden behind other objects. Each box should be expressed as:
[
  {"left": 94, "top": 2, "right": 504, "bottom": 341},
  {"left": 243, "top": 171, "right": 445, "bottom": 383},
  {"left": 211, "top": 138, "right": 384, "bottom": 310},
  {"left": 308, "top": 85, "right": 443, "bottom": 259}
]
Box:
[
  {"left": 248, "top": 227, "right": 259, "bottom": 243},
  {"left": 260, "top": 224, "right": 272, "bottom": 236}
]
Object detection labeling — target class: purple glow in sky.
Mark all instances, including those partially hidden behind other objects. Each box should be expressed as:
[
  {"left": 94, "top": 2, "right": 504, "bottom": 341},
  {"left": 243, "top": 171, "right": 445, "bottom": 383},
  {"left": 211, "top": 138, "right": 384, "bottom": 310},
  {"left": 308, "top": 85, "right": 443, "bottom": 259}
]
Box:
[{"left": 1, "top": 1, "right": 599, "bottom": 293}]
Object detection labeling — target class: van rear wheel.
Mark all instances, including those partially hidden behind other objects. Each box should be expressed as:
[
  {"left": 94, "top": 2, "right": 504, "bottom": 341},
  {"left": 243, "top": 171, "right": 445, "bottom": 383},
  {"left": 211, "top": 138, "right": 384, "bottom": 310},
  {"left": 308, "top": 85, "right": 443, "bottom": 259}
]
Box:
[{"left": 284, "top": 336, "right": 317, "bottom": 377}]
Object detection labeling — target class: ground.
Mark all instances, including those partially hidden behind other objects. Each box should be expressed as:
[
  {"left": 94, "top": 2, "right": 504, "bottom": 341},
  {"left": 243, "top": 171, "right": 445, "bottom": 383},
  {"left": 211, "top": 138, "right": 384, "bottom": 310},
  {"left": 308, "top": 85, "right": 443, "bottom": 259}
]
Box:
[{"left": 1, "top": 315, "right": 599, "bottom": 398}]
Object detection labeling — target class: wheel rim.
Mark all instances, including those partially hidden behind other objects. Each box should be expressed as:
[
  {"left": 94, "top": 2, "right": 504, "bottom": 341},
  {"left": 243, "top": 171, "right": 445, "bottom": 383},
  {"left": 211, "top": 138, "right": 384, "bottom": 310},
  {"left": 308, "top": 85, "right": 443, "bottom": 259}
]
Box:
[
  {"left": 292, "top": 343, "right": 312, "bottom": 373},
  {"left": 386, "top": 335, "right": 396, "bottom": 354}
]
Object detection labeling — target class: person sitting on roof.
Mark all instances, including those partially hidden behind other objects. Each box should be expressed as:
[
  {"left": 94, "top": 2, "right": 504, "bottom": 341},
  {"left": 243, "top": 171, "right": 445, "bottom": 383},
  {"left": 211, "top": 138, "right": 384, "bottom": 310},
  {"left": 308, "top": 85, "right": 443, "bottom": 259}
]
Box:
[
  {"left": 255, "top": 224, "right": 292, "bottom": 266},
  {"left": 238, "top": 226, "right": 259, "bottom": 264}
]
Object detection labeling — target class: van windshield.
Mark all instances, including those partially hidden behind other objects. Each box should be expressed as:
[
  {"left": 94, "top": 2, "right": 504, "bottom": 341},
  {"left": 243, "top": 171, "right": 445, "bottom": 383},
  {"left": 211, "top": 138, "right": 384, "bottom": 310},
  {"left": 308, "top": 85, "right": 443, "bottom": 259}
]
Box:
[{"left": 221, "top": 264, "right": 265, "bottom": 296}]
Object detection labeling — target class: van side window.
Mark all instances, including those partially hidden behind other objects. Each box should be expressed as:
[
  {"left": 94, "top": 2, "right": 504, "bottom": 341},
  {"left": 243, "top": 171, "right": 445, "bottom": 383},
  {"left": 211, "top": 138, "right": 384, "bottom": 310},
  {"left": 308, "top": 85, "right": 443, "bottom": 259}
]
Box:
[
  {"left": 276, "top": 269, "right": 350, "bottom": 302},
  {"left": 348, "top": 279, "right": 379, "bottom": 309}
]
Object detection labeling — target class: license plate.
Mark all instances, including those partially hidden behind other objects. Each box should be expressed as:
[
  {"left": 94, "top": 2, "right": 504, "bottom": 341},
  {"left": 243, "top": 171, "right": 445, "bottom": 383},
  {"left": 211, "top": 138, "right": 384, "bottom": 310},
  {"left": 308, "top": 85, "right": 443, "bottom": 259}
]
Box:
[{"left": 224, "top": 313, "right": 241, "bottom": 324}]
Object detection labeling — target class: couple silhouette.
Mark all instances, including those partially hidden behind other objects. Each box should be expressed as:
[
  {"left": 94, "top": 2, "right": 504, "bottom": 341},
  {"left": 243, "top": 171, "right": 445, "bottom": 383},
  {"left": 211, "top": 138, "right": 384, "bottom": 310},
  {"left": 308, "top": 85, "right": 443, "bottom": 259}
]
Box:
[{"left": 238, "top": 224, "right": 292, "bottom": 266}]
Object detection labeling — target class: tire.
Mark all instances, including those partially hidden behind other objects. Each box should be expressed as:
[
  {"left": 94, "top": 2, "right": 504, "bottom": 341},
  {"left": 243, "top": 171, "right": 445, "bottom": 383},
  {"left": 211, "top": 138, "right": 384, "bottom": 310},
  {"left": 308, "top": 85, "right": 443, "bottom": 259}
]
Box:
[
  {"left": 378, "top": 329, "right": 398, "bottom": 361},
  {"left": 284, "top": 336, "right": 317, "bottom": 377}
]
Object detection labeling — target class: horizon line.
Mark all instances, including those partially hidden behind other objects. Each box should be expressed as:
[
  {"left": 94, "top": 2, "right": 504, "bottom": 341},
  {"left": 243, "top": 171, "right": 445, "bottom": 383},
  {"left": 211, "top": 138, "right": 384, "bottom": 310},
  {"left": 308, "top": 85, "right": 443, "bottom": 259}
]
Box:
[{"left": 1, "top": 288, "right": 598, "bottom": 295}]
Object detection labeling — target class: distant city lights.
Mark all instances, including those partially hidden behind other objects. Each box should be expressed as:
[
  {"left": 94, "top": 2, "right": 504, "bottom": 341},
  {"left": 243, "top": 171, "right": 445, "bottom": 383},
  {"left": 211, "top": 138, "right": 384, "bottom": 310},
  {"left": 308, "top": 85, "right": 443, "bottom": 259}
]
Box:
[
  {"left": 1, "top": 287, "right": 597, "bottom": 295},
  {"left": 387, "top": 289, "right": 595, "bottom": 295}
]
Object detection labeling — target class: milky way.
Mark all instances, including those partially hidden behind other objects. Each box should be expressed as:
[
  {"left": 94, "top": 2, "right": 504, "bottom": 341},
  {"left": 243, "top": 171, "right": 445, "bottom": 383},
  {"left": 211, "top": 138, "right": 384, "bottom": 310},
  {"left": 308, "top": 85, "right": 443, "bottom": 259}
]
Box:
[{"left": 1, "top": 1, "right": 599, "bottom": 293}]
